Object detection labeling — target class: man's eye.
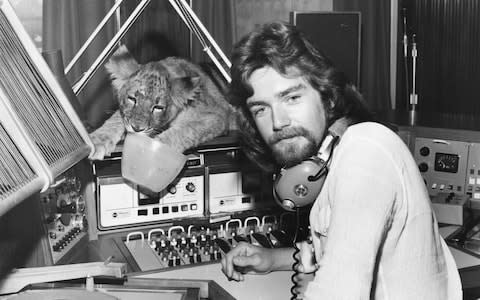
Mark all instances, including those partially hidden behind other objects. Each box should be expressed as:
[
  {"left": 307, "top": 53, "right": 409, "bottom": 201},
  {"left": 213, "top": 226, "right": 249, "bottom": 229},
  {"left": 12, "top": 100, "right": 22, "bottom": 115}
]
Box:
[
  {"left": 286, "top": 95, "right": 300, "bottom": 102},
  {"left": 251, "top": 107, "right": 266, "bottom": 117},
  {"left": 127, "top": 96, "right": 136, "bottom": 105}
]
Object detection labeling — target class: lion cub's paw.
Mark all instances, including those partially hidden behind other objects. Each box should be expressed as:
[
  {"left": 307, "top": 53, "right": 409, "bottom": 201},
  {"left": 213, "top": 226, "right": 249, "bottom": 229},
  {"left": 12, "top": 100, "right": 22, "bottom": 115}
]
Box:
[{"left": 89, "top": 133, "right": 118, "bottom": 160}]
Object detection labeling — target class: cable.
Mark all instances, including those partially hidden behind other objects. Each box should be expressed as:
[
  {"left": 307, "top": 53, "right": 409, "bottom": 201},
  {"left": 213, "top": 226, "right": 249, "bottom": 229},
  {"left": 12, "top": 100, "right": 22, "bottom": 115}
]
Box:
[
  {"left": 308, "top": 135, "right": 339, "bottom": 182},
  {"left": 290, "top": 208, "right": 301, "bottom": 300}
]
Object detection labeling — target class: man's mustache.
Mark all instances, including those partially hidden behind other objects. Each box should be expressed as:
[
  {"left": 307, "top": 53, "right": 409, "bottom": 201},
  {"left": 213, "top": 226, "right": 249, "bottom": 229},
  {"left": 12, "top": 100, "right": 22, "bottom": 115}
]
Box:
[{"left": 267, "top": 127, "right": 310, "bottom": 145}]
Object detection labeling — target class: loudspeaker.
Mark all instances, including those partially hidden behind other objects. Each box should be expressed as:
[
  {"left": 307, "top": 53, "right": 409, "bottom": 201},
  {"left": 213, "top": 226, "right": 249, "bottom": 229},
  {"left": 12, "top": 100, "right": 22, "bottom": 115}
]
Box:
[{"left": 290, "top": 11, "right": 361, "bottom": 87}]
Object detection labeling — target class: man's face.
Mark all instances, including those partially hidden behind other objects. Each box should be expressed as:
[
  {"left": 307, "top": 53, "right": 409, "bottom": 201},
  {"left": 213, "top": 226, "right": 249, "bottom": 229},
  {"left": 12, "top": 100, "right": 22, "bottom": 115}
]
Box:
[{"left": 246, "top": 66, "right": 328, "bottom": 166}]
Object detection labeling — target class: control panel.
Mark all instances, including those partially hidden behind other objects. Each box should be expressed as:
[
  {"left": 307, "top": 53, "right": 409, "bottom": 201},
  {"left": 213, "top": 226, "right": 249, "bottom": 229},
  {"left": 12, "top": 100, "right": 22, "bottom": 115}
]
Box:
[
  {"left": 94, "top": 154, "right": 205, "bottom": 230},
  {"left": 204, "top": 147, "right": 268, "bottom": 214},
  {"left": 465, "top": 143, "right": 480, "bottom": 203},
  {"left": 413, "top": 136, "right": 480, "bottom": 224},
  {"left": 208, "top": 171, "right": 256, "bottom": 213},
  {"left": 39, "top": 169, "right": 87, "bottom": 264},
  {"left": 97, "top": 174, "right": 205, "bottom": 229},
  {"left": 414, "top": 137, "right": 469, "bottom": 196},
  {"left": 121, "top": 214, "right": 300, "bottom": 272},
  {"left": 430, "top": 192, "right": 469, "bottom": 225},
  {"left": 89, "top": 136, "right": 274, "bottom": 235}
]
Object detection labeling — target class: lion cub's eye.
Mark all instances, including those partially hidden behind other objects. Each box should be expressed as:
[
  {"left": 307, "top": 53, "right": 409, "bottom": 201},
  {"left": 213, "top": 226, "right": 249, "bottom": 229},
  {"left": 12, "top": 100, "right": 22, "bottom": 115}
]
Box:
[
  {"left": 127, "top": 95, "right": 136, "bottom": 105},
  {"left": 152, "top": 105, "right": 165, "bottom": 112}
]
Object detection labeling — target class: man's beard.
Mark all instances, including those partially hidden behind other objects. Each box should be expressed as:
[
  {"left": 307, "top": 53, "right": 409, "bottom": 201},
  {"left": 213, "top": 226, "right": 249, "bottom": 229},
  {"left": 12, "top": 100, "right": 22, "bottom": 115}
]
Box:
[{"left": 267, "top": 126, "right": 318, "bottom": 167}]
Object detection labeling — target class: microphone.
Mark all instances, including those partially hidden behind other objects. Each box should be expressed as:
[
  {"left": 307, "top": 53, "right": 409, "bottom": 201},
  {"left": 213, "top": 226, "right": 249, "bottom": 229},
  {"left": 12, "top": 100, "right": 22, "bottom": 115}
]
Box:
[
  {"left": 411, "top": 34, "right": 417, "bottom": 57},
  {"left": 402, "top": 7, "right": 408, "bottom": 58}
]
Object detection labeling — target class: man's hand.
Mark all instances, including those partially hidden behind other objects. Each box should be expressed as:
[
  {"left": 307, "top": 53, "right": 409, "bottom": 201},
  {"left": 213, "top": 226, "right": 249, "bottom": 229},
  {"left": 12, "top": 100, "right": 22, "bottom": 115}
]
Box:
[
  {"left": 296, "top": 240, "right": 318, "bottom": 274},
  {"left": 221, "top": 242, "right": 277, "bottom": 281}
]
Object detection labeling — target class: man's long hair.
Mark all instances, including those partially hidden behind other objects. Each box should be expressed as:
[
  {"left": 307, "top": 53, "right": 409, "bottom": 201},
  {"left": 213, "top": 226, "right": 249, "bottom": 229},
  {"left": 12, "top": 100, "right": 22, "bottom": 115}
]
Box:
[{"left": 229, "top": 21, "right": 373, "bottom": 172}]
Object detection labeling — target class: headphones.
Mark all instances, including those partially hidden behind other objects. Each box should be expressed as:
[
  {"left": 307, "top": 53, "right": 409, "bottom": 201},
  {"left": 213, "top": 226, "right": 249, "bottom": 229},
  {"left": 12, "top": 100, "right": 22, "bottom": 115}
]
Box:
[{"left": 273, "top": 118, "right": 349, "bottom": 211}]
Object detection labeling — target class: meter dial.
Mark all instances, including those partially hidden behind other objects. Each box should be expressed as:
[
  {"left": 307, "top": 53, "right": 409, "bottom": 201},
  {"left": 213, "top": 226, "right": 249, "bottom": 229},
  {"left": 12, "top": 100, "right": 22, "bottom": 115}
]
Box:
[{"left": 434, "top": 152, "right": 459, "bottom": 173}]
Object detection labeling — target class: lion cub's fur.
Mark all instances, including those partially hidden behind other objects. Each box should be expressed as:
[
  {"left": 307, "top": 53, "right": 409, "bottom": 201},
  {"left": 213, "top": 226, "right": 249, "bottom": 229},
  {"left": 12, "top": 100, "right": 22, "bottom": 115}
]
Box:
[{"left": 89, "top": 45, "right": 245, "bottom": 159}]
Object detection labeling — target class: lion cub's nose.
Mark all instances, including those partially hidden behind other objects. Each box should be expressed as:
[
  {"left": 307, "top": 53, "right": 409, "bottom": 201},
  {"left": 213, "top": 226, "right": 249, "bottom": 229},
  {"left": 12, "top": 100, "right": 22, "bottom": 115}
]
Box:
[{"left": 131, "top": 124, "right": 146, "bottom": 132}]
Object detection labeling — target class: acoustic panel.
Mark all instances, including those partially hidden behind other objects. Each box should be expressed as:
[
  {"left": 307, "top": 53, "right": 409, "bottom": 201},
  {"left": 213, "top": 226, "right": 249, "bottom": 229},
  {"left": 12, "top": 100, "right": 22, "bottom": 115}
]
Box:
[{"left": 290, "top": 11, "right": 361, "bottom": 86}]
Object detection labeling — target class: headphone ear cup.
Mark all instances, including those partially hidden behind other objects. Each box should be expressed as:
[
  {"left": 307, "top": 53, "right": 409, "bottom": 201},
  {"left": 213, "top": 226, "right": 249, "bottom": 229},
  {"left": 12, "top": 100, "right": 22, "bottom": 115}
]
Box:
[
  {"left": 272, "top": 122, "right": 345, "bottom": 211},
  {"left": 273, "top": 158, "right": 328, "bottom": 211}
]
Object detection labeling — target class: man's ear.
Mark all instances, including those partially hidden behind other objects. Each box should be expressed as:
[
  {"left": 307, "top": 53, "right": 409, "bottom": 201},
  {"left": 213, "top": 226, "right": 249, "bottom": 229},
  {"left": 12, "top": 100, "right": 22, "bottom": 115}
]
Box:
[
  {"left": 170, "top": 76, "right": 201, "bottom": 106},
  {"left": 104, "top": 45, "right": 140, "bottom": 92}
]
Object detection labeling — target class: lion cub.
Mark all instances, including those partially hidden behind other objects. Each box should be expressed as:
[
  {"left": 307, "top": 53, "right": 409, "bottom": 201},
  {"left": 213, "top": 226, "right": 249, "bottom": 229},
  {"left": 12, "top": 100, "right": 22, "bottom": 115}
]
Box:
[{"left": 89, "top": 45, "right": 244, "bottom": 160}]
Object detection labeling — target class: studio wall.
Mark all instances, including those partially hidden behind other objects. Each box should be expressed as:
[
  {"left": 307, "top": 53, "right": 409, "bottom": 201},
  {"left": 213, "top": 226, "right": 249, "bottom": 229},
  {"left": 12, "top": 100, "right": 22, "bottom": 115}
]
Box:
[{"left": 234, "top": 0, "right": 333, "bottom": 43}]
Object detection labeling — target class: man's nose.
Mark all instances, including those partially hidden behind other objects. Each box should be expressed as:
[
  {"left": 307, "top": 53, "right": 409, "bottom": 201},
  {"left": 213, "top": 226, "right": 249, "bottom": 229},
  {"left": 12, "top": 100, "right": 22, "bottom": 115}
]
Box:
[{"left": 271, "top": 105, "right": 290, "bottom": 130}]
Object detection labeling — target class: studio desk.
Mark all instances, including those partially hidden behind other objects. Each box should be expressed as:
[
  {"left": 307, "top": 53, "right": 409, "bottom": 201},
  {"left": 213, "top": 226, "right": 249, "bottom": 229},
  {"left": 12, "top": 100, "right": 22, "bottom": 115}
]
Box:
[
  {"left": 60, "top": 111, "right": 480, "bottom": 299},
  {"left": 64, "top": 215, "right": 480, "bottom": 299},
  {"left": 42, "top": 132, "right": 314, "bottom": 299},
  {"left": 64, "top": 213, "right": 311, "bottom": 300}
]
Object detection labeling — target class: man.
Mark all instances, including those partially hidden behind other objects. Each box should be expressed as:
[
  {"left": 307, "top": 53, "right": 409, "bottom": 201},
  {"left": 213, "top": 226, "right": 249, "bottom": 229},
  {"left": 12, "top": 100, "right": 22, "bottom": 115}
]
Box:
[{"left": 221, "top": 21, "right": 462, "bottom": 299}]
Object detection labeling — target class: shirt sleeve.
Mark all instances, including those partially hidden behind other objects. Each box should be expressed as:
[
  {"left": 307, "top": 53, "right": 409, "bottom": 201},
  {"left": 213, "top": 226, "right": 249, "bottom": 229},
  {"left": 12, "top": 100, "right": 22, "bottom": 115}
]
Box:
[{"left": 304, "top": 135, "right": 400, "bottom": 300}]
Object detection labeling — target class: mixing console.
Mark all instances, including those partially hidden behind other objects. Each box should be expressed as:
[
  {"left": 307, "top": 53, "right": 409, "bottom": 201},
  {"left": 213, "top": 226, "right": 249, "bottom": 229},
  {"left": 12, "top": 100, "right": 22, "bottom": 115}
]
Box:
[{"left": 123, "top": 214, "right": 301, "bottom": 272}]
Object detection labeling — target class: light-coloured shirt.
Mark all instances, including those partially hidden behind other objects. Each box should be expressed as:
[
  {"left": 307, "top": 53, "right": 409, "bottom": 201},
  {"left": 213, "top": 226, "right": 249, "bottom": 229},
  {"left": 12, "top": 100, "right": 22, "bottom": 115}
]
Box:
[{"left": 304, "top": 122, "right": 462, "bottom": 300}]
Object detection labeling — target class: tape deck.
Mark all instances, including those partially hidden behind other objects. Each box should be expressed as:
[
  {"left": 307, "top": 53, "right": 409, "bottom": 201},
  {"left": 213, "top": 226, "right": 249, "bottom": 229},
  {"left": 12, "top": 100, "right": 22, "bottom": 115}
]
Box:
[{"left": 90, "top": 134, "right": 274, "bottom": 233}]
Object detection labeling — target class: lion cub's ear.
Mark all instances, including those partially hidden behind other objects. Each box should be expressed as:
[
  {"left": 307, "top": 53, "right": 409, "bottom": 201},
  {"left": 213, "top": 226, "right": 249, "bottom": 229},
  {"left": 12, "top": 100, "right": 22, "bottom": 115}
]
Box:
[
  {"left": 105, "top": 45, "right": 140, "bottom": 92},
  {"left": 170, "top": 76, "right": 201, "bottom": 105}
]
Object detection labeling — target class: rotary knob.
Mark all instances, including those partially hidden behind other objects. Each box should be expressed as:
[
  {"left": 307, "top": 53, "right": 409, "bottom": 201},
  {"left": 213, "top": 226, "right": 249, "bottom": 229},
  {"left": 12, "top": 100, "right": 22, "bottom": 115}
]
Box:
[
  {"left": 419, "top": 146, "right": 430, "bottom": 156},
  {"left": 167, "top": 184, "right": 177, "bottom": 194},
  {"left": 418, "top": 162, "right": 429, "bottom": 173},
  {"left": 186, "top": 182, "right": 196, "bottom": 193}
]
